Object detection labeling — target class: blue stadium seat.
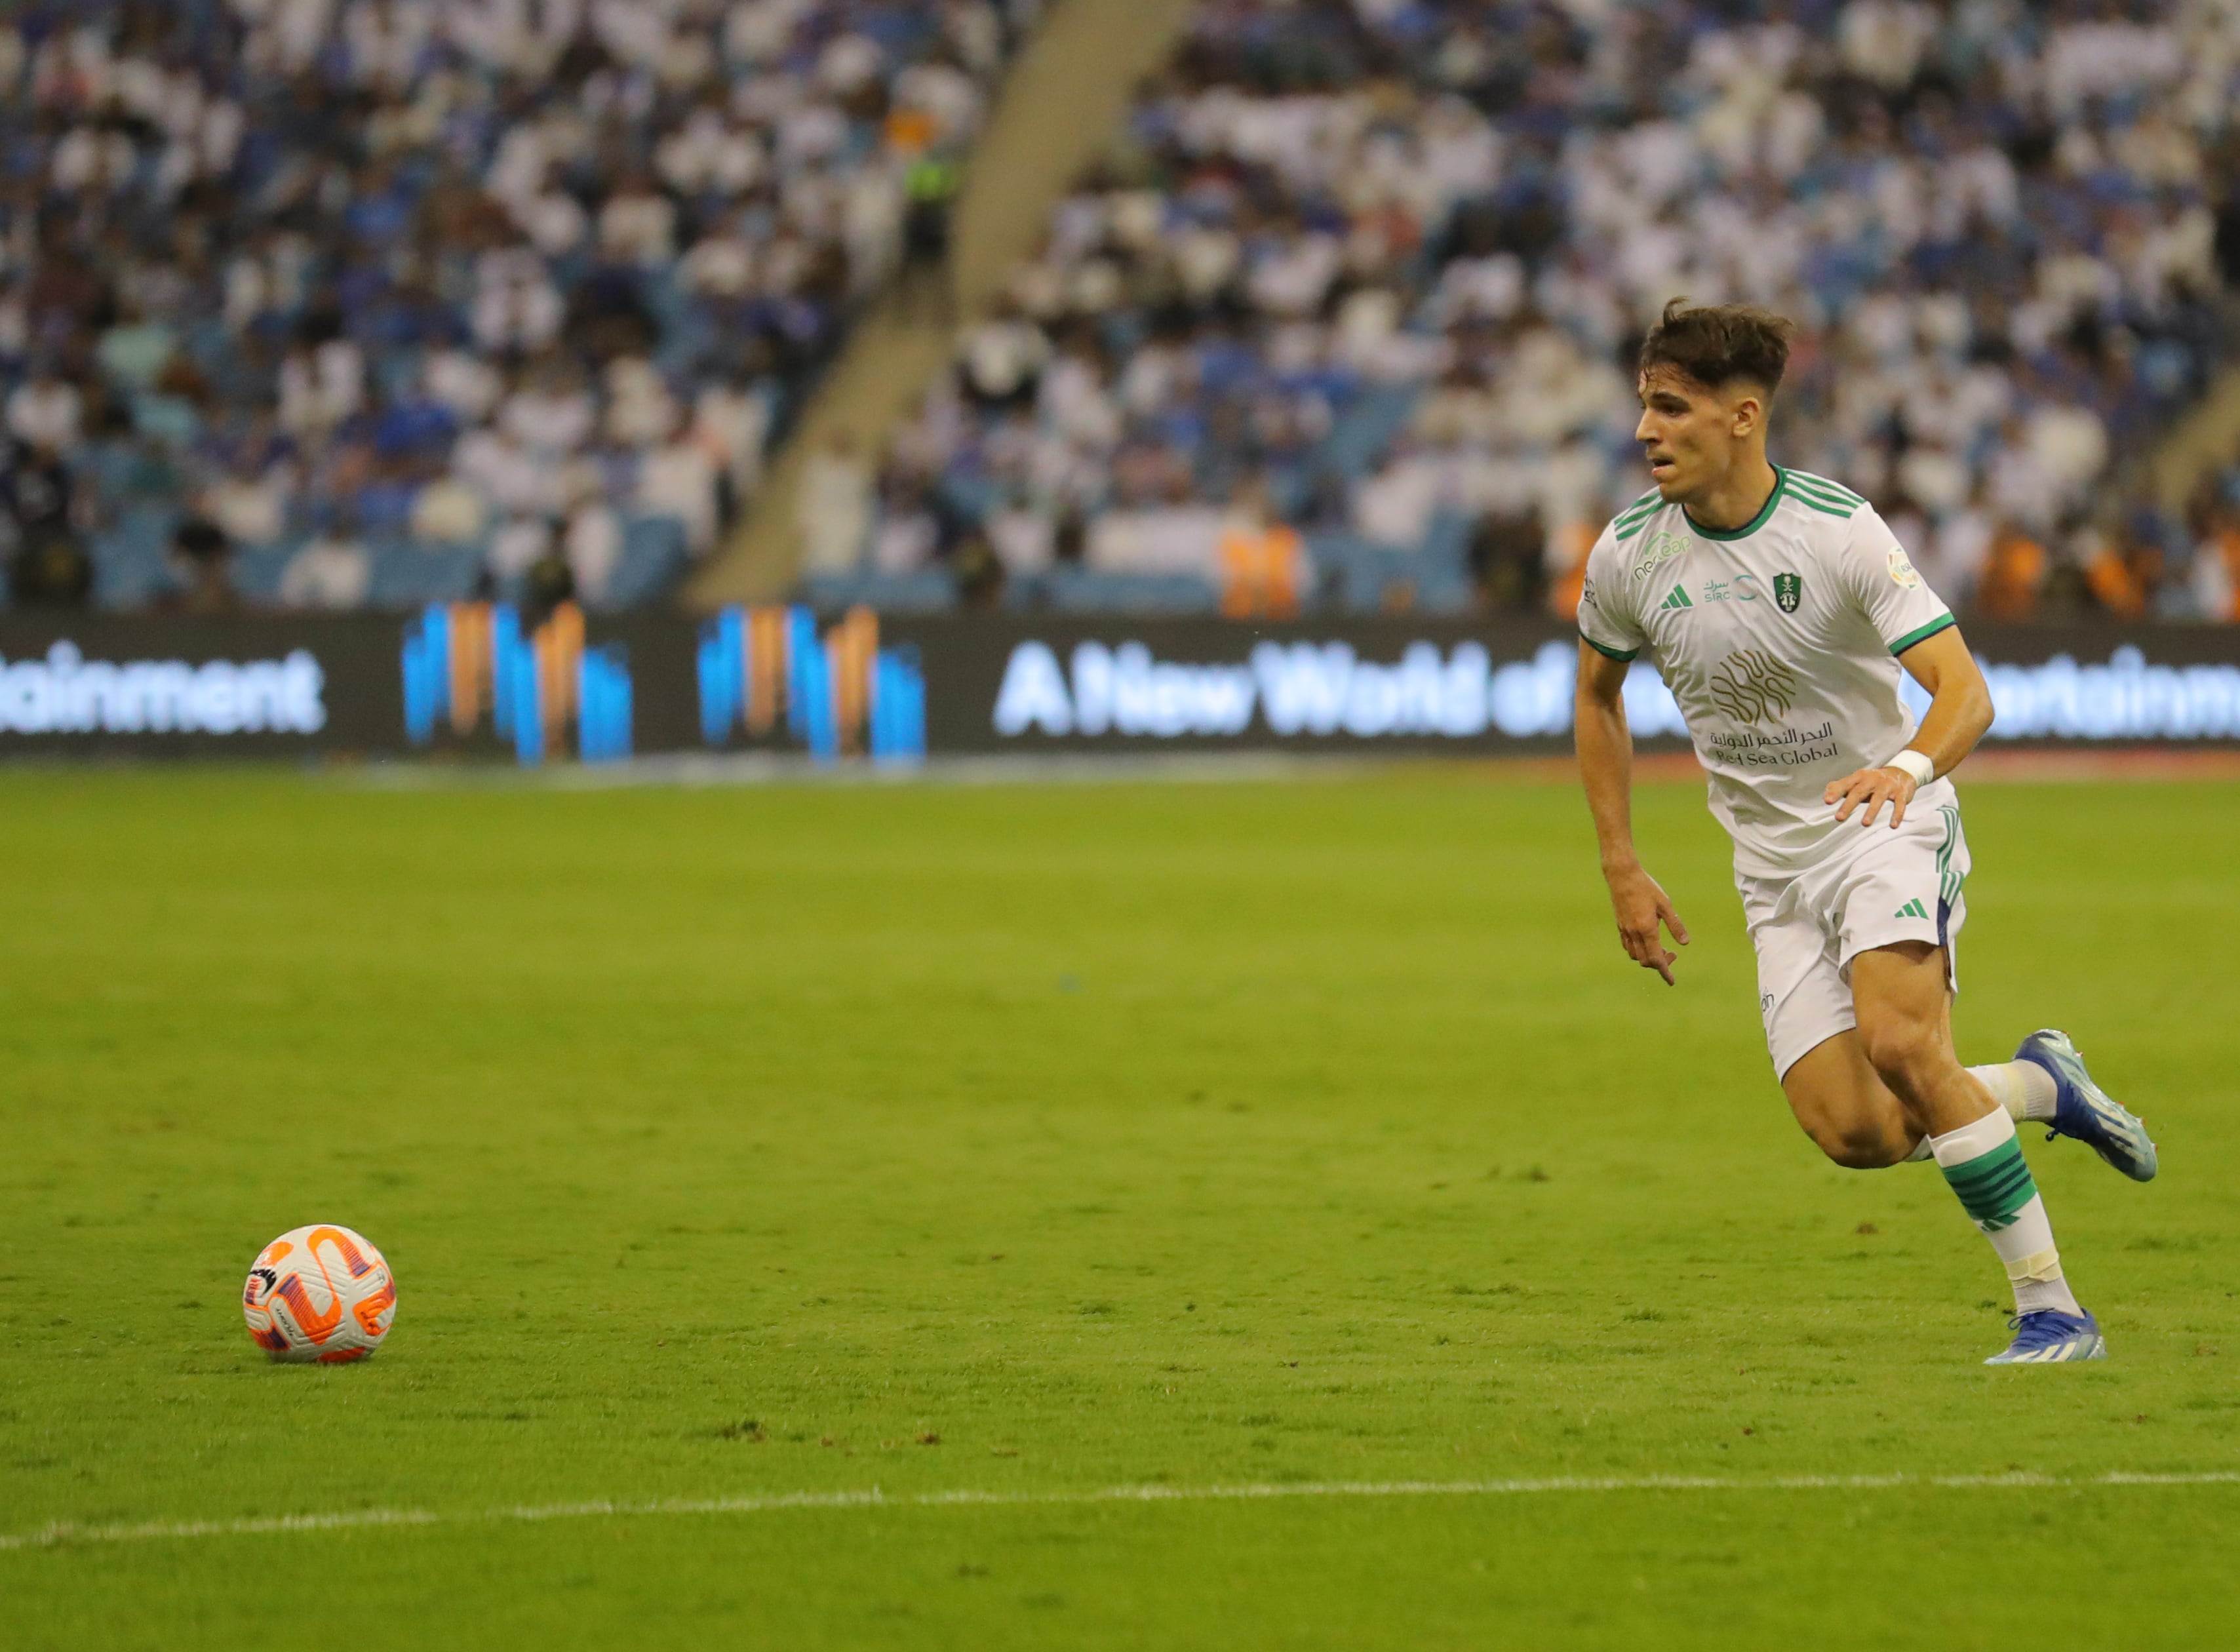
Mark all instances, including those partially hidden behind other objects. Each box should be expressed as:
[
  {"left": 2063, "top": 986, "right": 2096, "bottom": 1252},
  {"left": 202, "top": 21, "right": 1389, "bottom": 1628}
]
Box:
[
  {"left": 599, "top": 515, "right": 690, "bottom": 611},
  {"left": 368, "top": 541, "right": 481, "bottom": 609},
  {"left": 1308, "top": 536, "right": 1394, "bottom": 614},
  {"left": 799, "top": 570, "right": 958, "bottom": 614},
  {"left": 91, "top": 507, "right": 180, "bottom": 610},
  {"left": 1046, "top": 568, "right": 1219, "bottom": 615},
  {"left": 231, "top": 541, "right": 299, "bottom": 606}
]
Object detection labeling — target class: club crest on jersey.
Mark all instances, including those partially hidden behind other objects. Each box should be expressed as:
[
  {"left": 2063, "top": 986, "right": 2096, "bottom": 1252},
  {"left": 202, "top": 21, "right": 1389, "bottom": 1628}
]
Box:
[{"left": 1773, "top": 571, "right": 1803, "bottom": 613}]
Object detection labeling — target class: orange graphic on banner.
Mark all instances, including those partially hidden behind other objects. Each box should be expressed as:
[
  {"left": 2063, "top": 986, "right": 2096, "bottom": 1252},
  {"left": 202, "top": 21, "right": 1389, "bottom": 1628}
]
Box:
[
  {"left": 831, "top": 606, "right": 878, "bottom": 755},
  {"left": 448, "top": 604, "right": 492, "bottom": 734},
  {"left": 536, "top": 603, "right": 585, "bottom": 743},
  {"left": 747, "top": 606, "right": 786, "bottom": 734}
]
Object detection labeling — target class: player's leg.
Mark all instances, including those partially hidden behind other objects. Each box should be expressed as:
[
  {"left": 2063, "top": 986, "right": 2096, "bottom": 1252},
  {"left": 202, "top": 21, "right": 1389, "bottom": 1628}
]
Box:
[
  {"left": 1851, "top": 942, "right": 2103, "bottom": 1362},
  {"left": 1870, "top": 806, "right": 2154, "bottom": 1179},
  {"left": 1851, "top": 943, "right": 1994, "bottom": 1135},
  {"left": 1746, "top": 866, "right": 1920, "bottom": 1170},
  {"left": 1779, "top": 1031, "right": 1917, "bottom": 1168}
]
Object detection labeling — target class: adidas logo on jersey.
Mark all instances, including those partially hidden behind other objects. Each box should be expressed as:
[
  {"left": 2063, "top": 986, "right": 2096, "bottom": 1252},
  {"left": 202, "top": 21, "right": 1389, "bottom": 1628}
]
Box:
[
  {"left": 1659, "top": 583, "right": 1692, "bottom": 611},
  {"left": 1895, "top": 898, "right": 1931, "bottom": 920}
]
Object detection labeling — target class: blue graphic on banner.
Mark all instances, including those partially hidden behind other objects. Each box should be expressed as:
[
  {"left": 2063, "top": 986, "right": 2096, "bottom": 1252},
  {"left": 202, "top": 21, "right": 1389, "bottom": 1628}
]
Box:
[
  {"left": 695, "top": 603, "right": 924, "bottom": 765},
  {"left": 403, "top": 602, "right": 631, "bottom": 766}
]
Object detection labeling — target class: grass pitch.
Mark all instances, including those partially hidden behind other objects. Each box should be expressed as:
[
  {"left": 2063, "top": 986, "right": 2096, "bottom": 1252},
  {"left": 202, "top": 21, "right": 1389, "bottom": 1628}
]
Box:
[{"left": 1, "top": 764, "right": 2235, "bottom": 1649}]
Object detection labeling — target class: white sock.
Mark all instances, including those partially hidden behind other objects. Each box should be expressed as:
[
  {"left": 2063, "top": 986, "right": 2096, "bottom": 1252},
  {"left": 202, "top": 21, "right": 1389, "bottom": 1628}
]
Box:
[
  {"left": 1967, "top": 1061, "right": 2058, "bottom": 1124},
  {"left": 1929, "top": 1108, "right": 2083, "bottom": 1318}
]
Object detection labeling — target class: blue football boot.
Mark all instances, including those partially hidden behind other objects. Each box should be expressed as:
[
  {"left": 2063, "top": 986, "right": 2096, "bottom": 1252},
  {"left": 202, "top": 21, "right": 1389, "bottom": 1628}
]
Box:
[
  {"left": 2014, "top": 1029, "right": 2157, "bottom": 1183},
  {"left": 1985, "top": 1308, "right": 2107, "bottom": 1365}
]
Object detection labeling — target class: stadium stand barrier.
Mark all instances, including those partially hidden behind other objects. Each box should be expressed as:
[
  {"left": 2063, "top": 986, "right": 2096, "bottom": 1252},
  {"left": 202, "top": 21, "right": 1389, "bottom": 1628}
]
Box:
[{"left": 5, "top": 611, "right": 2239, "bottom": 762}]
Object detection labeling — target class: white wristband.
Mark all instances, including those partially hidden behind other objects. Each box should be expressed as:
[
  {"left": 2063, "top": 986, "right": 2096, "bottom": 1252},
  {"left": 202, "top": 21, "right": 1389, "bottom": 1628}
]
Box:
[{"left": 1886, "top": 749, "right": 1936, "bottom": 787}]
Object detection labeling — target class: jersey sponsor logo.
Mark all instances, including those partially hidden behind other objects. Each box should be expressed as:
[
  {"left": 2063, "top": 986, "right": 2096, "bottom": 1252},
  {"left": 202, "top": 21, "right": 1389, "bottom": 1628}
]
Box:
[
  {"left": 1700, "top": 575, "right": 1763, "bottom": 603},
  {"left": 1631, "top": 530, "right": 1689, "bottom": 580},
  {"left": 1888, "top": 549, "right": 1921, "bottom": 589},
  {"left": 1706, "top": 647, "right": 1800, "bottom": 722},
  {"left": 1773, "top": 571, "right": 1803, "bottom": 613}
]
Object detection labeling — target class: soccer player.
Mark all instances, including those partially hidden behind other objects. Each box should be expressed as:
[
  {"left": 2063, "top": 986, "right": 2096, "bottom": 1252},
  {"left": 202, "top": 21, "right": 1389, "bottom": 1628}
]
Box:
[{"left": 1574, "top": 300, "right": 2156, "bottom": 1365}]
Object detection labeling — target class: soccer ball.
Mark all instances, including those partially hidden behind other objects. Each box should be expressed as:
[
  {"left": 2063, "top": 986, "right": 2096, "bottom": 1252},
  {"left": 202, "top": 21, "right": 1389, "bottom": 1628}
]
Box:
[{"left": 242, "top": 1225, "right": 398, "bottom": 1364}]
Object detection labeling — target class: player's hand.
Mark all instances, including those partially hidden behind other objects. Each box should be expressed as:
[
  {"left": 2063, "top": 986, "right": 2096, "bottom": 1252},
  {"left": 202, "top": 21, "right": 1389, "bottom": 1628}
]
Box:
[
  {"left": 1604, "top": 863, "right": 1689, "bottom": 987},
  {"left": 1824, "top": 766, "right": 1917, "bottom": 829}
]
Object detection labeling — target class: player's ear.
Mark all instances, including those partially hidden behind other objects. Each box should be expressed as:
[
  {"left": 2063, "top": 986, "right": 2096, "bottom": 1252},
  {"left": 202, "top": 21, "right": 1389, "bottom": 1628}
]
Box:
[{"left": 1728, "top": 387, "right": 1765, "bottom": 439}]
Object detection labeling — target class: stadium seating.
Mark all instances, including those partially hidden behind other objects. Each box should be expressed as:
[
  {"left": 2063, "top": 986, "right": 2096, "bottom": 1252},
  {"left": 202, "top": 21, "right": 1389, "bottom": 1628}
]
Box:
[
  {"left": 0, "top": 0, "right": 1029, "bottom": 610},
  {"left": 842, "top": 0, "right": 2240, "bottom": 619}
]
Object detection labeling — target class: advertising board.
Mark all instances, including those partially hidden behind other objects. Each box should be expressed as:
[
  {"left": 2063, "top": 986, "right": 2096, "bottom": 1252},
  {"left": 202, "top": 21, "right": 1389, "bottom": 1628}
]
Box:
[
  {"left": 892, "top": 619, "right": 2240, "bottom": 755},
  {"left": 2, "top": 613, "right": 2237, "bottom": 761}
]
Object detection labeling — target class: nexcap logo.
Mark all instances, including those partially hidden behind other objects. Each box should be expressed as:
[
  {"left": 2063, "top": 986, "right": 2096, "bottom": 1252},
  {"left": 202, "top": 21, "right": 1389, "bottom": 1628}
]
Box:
[{"left": 1632, "top": 530, "right": 1690, "bottom": 580}]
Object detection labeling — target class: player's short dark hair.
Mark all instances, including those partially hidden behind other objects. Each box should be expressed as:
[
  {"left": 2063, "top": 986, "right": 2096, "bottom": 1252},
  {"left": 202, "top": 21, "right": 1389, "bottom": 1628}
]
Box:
[{"left": 1638, "top": 299, "right": 1793, "bottom": 397}]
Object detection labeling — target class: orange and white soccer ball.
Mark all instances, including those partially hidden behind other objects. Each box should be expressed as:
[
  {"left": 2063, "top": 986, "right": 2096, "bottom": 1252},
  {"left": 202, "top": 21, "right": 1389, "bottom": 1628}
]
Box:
[{"left": 242, "top": 1225, "right": 398, "bottom": 1363}]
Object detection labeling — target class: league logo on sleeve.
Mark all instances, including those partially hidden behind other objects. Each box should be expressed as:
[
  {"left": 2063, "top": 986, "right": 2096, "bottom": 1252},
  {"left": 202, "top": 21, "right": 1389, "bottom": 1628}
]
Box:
[
  {"left": 1888, "top": 549, "right": 1922, "bottom": 589},
  {"left": 1773, "top": 571, "right": 1803, "bottom": 613}
]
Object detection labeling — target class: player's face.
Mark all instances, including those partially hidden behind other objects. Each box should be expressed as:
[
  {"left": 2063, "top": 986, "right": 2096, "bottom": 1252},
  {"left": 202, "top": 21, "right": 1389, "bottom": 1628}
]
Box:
[{"left": 1634, "top": 366, "right": 1750, "bottom": 500}]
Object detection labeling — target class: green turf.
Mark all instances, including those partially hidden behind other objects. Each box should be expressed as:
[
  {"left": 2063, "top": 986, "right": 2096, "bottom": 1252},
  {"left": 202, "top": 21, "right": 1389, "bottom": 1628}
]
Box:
[{"left": 1, "top": 768, "right": 2235, "bottom": 1649}]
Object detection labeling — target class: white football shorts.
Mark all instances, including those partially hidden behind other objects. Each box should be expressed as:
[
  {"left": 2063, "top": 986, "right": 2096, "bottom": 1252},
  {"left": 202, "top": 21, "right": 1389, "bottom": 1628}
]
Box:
[{"left": 1736, "top": 797, "right": 1971, "bottom": 1079}]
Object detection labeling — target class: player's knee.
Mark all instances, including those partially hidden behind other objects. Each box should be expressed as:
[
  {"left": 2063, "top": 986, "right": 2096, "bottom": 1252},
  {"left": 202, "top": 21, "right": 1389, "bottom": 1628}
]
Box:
[
  {"left": 1859, "top": 1013, "right": 1936, "bottom": 1094},
  {"left": 1799, "top": 1111, "right": 1902, "bottom": 1170}
]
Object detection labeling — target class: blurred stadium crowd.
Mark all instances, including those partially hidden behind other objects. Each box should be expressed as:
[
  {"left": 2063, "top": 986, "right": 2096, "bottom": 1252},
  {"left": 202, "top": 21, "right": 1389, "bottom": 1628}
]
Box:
[
  {"left": 5, "top": 0, "right": 2240, "bottom": 625},
  {"left": 0, "top": 0, "right": 1023, "bottom": 611},
  {"left": 838, "top": 0, "right": 2240, "bottom": 621}
]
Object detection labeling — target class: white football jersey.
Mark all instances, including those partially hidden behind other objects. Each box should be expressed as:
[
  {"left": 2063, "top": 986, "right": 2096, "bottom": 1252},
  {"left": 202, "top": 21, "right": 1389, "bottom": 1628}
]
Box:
[{"left": 1577, "top": 467, "right": 1958, "bottom": 878}]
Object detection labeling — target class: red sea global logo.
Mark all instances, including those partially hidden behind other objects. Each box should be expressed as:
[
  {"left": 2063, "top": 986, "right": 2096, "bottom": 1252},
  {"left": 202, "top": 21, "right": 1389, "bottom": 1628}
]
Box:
[{"left": 1707, "top": 648, "right": 1800, "bottom": 722}]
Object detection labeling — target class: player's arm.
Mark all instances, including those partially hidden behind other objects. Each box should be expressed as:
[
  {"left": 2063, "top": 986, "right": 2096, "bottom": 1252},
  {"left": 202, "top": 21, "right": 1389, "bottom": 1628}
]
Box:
[
  {"left": 1577, "top": 641, "right": 1690, "bottom": 986},
  {"left": 1826, "top": 625, "right": 1994, "bottom": 827}
]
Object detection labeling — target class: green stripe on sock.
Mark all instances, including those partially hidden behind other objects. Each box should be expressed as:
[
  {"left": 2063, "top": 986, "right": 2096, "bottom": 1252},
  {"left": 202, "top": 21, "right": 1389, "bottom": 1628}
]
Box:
[{"left": 1942, "top": 1139, "right": 2037, "bottom": 1230}]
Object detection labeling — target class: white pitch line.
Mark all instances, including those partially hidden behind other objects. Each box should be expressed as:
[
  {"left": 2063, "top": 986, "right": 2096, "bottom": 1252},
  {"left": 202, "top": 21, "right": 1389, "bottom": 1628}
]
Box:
[{"left": 8, "top": 1472, "right": 2239, "bottom": 1554}]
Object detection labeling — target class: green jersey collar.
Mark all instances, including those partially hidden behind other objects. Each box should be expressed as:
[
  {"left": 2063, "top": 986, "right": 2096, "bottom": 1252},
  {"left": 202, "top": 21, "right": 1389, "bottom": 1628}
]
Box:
[{"left": 1683, "top": 467, "right": 1786, "bottom": 541}]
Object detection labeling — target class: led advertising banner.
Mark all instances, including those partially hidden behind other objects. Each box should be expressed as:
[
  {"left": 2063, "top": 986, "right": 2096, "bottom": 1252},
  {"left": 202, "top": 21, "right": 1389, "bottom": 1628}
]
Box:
[
  {"left": 1, "top": 614, "right": 2237, "bottom": 760},
  {"left": 887, "top": 619, "right": 2240, "bottom": 755},
  {"left": 0, "top": 616, "right": 392, "bottom": 756}
]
